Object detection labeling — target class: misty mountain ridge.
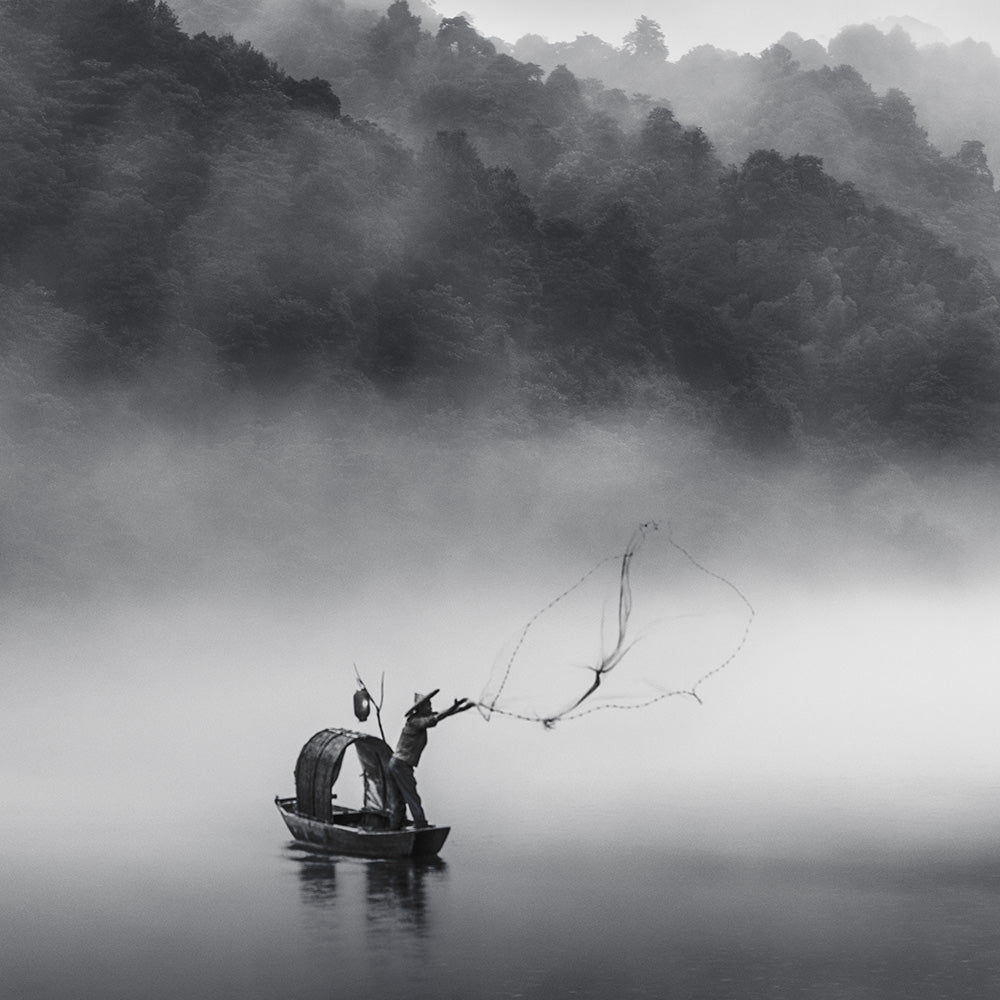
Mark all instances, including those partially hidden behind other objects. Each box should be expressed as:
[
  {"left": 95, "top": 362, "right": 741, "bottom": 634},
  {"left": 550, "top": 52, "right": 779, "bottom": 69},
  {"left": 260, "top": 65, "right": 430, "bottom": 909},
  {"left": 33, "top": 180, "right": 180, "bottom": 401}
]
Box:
[
  {"left": 866, "top": 16, "right": 949, "bottom": 47},
  {"left": 3, "top": 0, "right": 1000, "bottom": 593},
  {"left": 166, "top": 4, "right": 1000, "bottom": 263},
  {"left": 508, "top": 17, "right": 1000, "bottom": 257}
]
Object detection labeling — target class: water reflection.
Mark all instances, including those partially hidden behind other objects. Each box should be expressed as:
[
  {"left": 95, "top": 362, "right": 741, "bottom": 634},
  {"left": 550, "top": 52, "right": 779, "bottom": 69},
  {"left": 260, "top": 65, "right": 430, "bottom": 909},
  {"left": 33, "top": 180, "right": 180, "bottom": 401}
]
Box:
[
  {"left": 364, "top": 856, "right": 447, "bottom": 937},
  {"left": 295, "top": 850, "right": 341, "bottom": 907},
  {"left": 289, "top": 846, "right": 448, "bottom": 954}
]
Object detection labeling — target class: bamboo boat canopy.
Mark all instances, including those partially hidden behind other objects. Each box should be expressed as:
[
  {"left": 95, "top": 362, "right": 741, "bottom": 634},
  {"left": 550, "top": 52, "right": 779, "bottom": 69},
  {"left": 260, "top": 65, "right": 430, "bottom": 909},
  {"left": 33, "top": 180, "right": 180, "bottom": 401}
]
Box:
[{"left": 294, "top": 728, "right": 397, "bottom": 822}]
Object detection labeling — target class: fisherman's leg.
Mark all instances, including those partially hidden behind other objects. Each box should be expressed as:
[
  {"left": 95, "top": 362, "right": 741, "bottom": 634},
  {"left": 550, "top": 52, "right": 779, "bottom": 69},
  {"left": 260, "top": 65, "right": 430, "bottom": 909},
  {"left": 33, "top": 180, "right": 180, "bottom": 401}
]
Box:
[
  {"left": 399, "top": 763, "right": 426, "bottom": 825},
  {"left": 407, "top": 770, "right": 427, "bottom": 827},
  {"left": 387, "top": 780, "right": 406, "bottom": 830},
  {"left": 386, "top": 757, "right": 408, "bottom": 829},
  {"left": 387, "top": 757, "right": 426, "bottom": 826}
]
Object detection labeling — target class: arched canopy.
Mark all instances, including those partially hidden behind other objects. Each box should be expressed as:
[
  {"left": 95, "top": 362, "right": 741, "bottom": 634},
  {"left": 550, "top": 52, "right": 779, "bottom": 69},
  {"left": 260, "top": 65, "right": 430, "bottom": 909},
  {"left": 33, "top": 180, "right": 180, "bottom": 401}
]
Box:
[{"left": 294, "top": 728, "right": 398, "bottom": 822}]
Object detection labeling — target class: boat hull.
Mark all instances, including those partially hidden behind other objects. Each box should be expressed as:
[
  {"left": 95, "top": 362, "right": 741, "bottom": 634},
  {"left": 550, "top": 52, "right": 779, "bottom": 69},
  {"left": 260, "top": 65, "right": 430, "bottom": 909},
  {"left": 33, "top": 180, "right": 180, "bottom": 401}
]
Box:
[{"left": 275, "top": 797, "right": 450, "bottom": 858}]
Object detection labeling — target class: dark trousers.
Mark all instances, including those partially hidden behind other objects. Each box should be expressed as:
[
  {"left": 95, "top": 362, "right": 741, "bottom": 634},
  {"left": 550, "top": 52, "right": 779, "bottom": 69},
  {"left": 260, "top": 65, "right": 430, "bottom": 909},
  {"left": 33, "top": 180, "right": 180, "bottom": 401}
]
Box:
[{"left": 387, "top": 756, "right": 426, "bottom": 828}]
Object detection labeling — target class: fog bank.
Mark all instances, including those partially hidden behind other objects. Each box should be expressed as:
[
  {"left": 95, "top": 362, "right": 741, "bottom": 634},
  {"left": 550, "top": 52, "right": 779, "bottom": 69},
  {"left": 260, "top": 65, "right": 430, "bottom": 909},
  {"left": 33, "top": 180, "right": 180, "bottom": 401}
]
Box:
[
  {"left": 4, "top": 408, "right": 1000, "bottom": 862},
  {"left": 6, "top": 402, "right": 999, "bottom": 605}
]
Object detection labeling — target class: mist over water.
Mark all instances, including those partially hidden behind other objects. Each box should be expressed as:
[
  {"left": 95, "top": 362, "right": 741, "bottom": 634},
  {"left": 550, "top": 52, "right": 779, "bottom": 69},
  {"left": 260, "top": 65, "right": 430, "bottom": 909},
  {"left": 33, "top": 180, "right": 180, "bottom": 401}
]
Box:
[
  {"left": 6, "top": 0, "right": 1000, "bottom": 993},
  {"left": 4, "top": 412, "right": 1000, "bottom": 998}
]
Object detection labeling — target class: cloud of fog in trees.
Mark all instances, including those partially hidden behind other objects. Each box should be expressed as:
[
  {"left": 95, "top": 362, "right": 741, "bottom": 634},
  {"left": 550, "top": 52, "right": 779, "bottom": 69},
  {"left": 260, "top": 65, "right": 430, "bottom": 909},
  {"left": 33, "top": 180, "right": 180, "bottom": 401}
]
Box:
[
  {"left": 5, "top": 382, "right": 1000, "bottom": 606},
  {"left": 167, "top": 0, "right": 1000, "bottom": 61},
  {"left": 433, "top": 0, "right": 1000, "bottom": 56},
  {"left": 5, "top": 0, "right": 1000, "bottom": 612}
]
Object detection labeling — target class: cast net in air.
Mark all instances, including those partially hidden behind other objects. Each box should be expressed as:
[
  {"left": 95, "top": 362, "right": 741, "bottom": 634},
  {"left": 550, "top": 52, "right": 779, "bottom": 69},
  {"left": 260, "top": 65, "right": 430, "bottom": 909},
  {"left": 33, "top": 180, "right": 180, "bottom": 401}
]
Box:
[{"left": 476, "top": 522, "right": 754, "bottom": 727}]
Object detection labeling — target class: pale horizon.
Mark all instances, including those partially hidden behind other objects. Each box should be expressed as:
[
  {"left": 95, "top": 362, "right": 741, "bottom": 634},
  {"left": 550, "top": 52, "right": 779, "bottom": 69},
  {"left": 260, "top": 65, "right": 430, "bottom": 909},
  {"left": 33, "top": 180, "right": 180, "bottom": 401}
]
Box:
[{"left": 438, "top": 0, "right": 1000, "bottom": 56}]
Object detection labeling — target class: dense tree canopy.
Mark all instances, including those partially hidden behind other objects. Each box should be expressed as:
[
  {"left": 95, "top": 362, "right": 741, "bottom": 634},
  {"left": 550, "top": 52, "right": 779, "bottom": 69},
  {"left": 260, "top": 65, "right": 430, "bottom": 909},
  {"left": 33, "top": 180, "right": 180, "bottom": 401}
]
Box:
[
  {"left": 3, "top": 0, "right": 1000, "bottom": 471},
  {"left": 511, "top": 22, "right": 1000, "bottom": 269}
]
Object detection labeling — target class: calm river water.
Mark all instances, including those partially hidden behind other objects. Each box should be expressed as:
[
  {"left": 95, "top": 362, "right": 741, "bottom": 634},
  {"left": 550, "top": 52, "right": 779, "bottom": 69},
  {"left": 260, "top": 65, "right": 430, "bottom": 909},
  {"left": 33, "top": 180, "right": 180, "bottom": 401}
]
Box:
[
  {"left": 4, "top": 579, "right": 1000, "bottom": 1000},
  {"left": 5, "top": 811, "right": 1000, "bottom": 999}
]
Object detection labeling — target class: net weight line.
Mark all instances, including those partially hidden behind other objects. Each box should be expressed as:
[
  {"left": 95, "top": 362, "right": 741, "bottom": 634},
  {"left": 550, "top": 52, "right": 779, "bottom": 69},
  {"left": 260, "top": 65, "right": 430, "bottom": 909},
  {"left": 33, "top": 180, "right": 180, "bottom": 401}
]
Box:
[{"left": 476, "top": 522, "right": 755, "bottom": 728}]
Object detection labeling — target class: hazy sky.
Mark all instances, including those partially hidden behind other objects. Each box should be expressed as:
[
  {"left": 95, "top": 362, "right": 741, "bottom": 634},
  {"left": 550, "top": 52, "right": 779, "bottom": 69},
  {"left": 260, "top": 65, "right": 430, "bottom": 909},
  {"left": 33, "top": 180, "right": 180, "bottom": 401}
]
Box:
[{"left": 443, "top": 0, "right": 1000, "bottom": 54}]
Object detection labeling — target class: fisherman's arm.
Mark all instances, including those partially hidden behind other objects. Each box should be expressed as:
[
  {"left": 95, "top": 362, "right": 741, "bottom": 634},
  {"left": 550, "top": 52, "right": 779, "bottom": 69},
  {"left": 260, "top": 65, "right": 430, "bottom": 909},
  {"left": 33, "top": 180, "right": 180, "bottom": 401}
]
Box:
[{"left": 432, "top": 698, "right": 475, "bottom": 723}]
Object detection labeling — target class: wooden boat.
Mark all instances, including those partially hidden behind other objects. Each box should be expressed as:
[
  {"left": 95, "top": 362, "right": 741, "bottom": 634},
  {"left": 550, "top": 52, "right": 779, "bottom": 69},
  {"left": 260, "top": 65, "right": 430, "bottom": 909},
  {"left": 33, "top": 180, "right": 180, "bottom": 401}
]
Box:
[{"left": 275, "top": 727, "right": 450, "bottom": 858}]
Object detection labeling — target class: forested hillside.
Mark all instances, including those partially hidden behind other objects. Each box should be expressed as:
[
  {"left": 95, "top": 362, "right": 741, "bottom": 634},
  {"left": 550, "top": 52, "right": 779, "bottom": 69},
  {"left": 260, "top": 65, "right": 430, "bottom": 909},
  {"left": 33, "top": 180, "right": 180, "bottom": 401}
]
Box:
[
  {"left": 3, "top": 0, "right": 1000, "bottom": 478},
  {"left": 513, "top": 21, "right": 1000, "bottom": 268}
]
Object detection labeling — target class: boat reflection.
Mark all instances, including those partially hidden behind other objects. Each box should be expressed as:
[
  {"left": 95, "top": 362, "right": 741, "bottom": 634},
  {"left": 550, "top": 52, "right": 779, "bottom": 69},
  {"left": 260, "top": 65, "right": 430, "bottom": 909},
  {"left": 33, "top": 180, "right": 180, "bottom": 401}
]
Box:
[
  {"left": 364, "top": 856, "right": 447, "bottom": 937},
  {"left": 291, "top": 847, "right": 448, "bottom": 942},
  {"left": 295, "top": 851, "right": 341, "bottom": 906}
]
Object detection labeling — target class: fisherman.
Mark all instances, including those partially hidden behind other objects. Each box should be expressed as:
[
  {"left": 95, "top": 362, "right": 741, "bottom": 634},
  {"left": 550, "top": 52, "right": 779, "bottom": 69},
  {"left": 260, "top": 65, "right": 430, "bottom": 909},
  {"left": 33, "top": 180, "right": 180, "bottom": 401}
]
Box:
[{"left": 388, "top": 689, "right": 474, "bottom": 830}]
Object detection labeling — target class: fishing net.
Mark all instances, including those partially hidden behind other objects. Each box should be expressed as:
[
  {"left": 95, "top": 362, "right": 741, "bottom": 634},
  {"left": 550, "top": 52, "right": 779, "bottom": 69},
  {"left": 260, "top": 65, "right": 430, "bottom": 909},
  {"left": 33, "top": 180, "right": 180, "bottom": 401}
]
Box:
[{"left": 476, "top": 522, "right": 754, "bottom": 727}]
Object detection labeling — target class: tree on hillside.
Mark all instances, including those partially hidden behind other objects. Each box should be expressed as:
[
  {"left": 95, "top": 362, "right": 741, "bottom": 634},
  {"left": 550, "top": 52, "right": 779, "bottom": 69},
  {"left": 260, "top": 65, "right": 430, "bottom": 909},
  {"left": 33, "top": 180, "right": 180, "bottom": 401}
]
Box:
[
  {"left": 436, "top": 15, "right": 495, "bottom": 59},
  {"left": 622, "top": 16, "right": 667, "bottom": 62},
  {"left": 956, "top": 140, "right": 995, "bottom": 188},
  {"left": 367, "top": 0, "right": 423, "bottom": 79},
  {"left": 759, "top": 43, "right": 798, "bottom": 78}
]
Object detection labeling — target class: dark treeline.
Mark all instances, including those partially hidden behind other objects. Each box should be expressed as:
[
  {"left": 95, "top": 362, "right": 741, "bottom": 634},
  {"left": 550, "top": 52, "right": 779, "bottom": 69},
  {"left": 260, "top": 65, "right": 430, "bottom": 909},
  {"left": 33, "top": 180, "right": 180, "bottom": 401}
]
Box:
[
  {"left": 513, "top": 20, "right": 1000, "bottom": 268},
  {"left": 3, "top": 0, "right": 1000, "bottom": 472}
]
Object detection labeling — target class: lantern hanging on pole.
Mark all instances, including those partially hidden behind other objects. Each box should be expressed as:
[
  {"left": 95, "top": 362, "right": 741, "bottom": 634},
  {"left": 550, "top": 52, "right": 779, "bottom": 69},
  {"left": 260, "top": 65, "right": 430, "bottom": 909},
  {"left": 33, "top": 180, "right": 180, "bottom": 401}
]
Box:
[{"left": 353, "top": 683, "right": 371, "bottom": 722}]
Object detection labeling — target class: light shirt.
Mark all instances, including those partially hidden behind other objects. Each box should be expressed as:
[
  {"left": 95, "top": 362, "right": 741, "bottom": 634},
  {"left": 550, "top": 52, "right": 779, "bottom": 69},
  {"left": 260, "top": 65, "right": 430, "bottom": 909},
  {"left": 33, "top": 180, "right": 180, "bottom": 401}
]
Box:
[{"left": 393, "top": 713, "right": 437, "bottom": 766}]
